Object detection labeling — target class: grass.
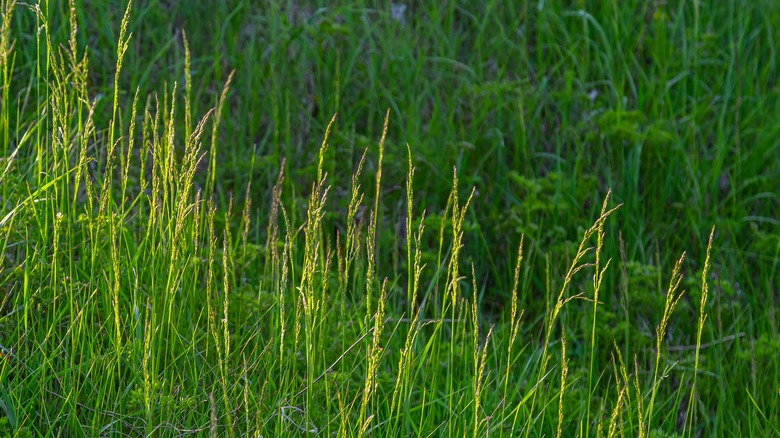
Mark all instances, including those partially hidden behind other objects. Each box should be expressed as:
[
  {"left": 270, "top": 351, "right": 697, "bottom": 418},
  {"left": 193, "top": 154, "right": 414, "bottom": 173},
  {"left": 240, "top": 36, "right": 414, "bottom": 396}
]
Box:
[{"left": 0, "top": 0, "right": 779, "bottom": 436}]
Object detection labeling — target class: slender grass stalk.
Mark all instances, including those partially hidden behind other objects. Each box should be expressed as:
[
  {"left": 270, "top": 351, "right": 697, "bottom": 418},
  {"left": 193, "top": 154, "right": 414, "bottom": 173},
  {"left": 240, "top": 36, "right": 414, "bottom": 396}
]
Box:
[
  {"left": 525, "top": 195, "right": 620, "bottom": 437},
  {"left": 372, "top": 109, "right": 389, "bottom": 258},
  {"left": 646, "top": 252, "right": 687, "bottom": 429},
  {"left": 633, "top": 355, "right": 647, "bottom": 438},
  {"left": 220, "top": 214, "right": 235, "bottom": 438},
  {"left": 0, "top": 0, "right": 13, "bottom": 159},
  {"left": 686, "top": 226, "right": 715, "bottom": 435},
  {"left": 183, "top": 30, "right": 191, "bottom": 140},
  {"left": 207, "top": 71, "right": 234, "bottom": 197},
  {"left": 106, "top": 0, "right": 132, "bottom": 162},
  {"left": 555, "top": 327, "right": 568, "bottom": 438},
  {"left": 606, "top": 360, "right": 627, "bottom": 438},
  {"left": 587, "top": 189, "right": 613, "bottom": 431},
  {"left": 389, "top": 149, "right": 426, "bottom": 429},
  {"left": 444, "top": 167, "right": 475, "bottom": 433},
  {"left": 471, "top": 264, "right": 493, "bottom": 438},
  {"left": 359, "top": 279, "right": 387, "bottom": 437},
  {"left": 1, "top": 1, "right": 772, "bottom": 435},
  {"left": 502, "top": 236, "right": 525, "bottom": 438}
]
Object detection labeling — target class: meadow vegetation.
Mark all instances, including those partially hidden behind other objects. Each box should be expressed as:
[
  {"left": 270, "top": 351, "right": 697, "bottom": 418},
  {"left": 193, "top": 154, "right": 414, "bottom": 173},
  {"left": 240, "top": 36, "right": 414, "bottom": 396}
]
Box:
[{"left": 0, "top": 0, "right": 778, "bottom": 436}]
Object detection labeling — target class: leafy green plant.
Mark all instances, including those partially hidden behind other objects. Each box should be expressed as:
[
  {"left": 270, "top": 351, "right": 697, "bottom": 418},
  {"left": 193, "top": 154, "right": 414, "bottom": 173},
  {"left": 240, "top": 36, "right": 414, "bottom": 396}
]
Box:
[{"left": 0, "top": 0, "right": 777, "bottom": 436}]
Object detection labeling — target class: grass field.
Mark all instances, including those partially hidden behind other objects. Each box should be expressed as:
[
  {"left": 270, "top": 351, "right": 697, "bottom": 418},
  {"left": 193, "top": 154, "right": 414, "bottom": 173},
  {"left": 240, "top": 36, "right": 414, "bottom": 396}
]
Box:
[{"left": 1, "top": 0, "right": 779, "bottom": 436}]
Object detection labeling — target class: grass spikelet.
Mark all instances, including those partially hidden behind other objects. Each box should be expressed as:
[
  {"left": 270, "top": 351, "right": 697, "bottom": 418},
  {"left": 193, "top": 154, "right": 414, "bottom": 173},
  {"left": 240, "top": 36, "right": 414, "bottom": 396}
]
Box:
[
  {"left": 359, "top": 278, "right": 388, "bottom": 436},
  {"left": 182, "top": 30, "right": 192, "bottom": 140},
  {"left": 0, "top": 0, "right": 15, "bottom": 156},
  {"left": 475, "top": 324, "right": 493, "bottom": 438},
  {"left": 373, "top": 109, "right": 389, "bottom": 244},
  {"left": 405, "top": 143, "right": 415, "bottom": 313},
  {"left": 317, "top": 113, "right": 337, "bottom": 183},
  {"left": 108, "top": 0, "right": 132, "bottom": 149},
  {"left": 526, "top": 192, "right": 620, "bottom": 437},
  {"left": 587, "top": 189, "right": 613, "bottom": 434},
  {"left": 607, "top": 365, "right": 627, "bottom": 438},
  {"left": 505, "top": 235, "right": 525, "bottom": 392},
  {"left": 207, "top": 70, "right": 235, "bottom": 197},
  {"left": 634, "top": 355, "right": 647, "bottom": 438},
  {"left": 646, "top": 251, "right": 687, "bottom": 428}
]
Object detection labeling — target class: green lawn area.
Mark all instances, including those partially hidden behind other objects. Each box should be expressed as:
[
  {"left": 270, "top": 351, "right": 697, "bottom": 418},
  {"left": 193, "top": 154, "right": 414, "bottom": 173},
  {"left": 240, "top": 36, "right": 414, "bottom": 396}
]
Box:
[{"left": 1, "top": 0, "right": 778, "bottom": 436}]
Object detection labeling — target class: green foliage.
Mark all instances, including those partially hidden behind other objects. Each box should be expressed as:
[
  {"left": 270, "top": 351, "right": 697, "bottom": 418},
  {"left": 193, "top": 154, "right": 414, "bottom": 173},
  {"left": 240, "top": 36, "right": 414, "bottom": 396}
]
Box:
[{"left": 0, "top": 0, "right": 778, "bottom": 436}]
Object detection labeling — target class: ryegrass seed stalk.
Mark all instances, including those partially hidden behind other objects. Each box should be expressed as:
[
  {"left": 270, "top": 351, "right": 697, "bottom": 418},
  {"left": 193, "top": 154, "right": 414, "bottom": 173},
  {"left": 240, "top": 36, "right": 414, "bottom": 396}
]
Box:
[
  {"left": 645, "top": 250, "right": 687, "bottom": 431},
  {"left": 359, "top": 278, "right": 387, "bottom": 437},
  {"left": 207, "top": 70, "right": 234, "bottom": 197},
  {"left": 686, "top": 226, "right": 715, "bottom": 434}
]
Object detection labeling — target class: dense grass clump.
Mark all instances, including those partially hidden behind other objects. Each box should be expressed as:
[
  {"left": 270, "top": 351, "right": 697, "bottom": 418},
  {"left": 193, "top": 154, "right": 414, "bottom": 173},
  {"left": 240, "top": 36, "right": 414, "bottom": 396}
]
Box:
[{"left": 0, "top": 0, "right": 778, "bottom": 436}]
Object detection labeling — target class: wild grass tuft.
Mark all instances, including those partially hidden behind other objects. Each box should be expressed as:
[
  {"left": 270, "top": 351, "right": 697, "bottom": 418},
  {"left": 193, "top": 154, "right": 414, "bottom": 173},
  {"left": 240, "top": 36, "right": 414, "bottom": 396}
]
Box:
[{"left": 0, "top": 1, "right": 777, "bottom": 436}]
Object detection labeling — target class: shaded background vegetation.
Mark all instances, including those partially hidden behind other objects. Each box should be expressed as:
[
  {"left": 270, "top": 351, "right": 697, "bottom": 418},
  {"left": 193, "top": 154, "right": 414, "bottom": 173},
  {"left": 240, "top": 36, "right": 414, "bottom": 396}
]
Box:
[{"left": 22, "top": 0, "right": 774, "bottom": 334}]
